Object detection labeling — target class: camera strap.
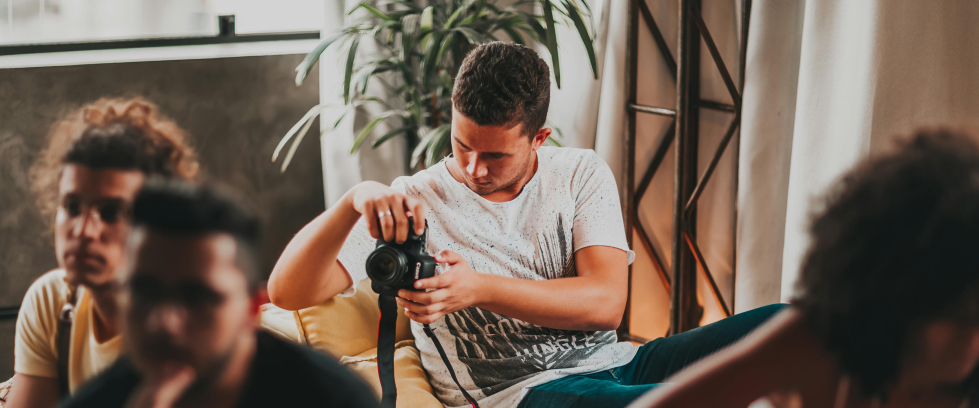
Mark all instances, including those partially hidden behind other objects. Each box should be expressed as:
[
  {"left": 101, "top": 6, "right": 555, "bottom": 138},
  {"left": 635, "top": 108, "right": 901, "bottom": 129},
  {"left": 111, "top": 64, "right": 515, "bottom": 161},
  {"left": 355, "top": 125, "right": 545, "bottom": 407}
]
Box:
[
  {"left": 376, "top": 294, "right": 480, "bottom": 408},
  {"left": 377, "top": 295, "right": 399, "bottom": 408}
]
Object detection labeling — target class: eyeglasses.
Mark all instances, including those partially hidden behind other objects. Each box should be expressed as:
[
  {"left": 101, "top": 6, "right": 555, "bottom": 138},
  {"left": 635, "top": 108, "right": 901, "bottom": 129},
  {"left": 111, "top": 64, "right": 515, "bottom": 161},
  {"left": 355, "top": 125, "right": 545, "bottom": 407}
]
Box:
[{"left": 61, "top": 194, "right": 129, "bottom": 225}]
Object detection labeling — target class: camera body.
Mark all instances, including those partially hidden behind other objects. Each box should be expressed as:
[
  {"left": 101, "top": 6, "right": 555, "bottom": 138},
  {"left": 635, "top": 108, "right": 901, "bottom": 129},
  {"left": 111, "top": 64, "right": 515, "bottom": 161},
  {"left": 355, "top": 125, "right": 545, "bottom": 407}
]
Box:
[{"left": 365, "top": 218, "right": 438, "bottom": 297}]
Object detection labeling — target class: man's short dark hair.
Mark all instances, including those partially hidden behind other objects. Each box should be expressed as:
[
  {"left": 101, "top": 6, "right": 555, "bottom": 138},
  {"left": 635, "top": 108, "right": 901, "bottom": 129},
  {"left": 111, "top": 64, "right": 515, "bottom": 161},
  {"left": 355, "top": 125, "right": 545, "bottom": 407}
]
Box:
[
  {"left": 792, "top": 129, "right": 979, "bottom": 397},
  {"left": 452, "top": 42, "right": 550, "bottom": 137},
  {"left": 131, "top": 179, "right": 262, "bottom": 291}
]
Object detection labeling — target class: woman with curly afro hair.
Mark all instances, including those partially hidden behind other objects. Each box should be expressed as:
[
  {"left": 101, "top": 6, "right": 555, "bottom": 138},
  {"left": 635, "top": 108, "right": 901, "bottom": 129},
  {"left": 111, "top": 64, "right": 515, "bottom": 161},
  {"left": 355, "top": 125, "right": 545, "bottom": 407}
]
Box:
[
  {"left": 633, "top": 130, "right": 979, "bottom": 408},
  {"left": 3, "top": 98, "right": 198, "bottom": 408}
]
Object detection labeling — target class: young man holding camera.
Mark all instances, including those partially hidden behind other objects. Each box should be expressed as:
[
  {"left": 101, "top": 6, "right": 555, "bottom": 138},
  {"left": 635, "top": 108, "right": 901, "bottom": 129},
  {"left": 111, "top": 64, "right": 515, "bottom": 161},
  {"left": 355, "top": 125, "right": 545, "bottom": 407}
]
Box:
[{"left": 269, "top": 42, "right": 782, "bottom": 408}]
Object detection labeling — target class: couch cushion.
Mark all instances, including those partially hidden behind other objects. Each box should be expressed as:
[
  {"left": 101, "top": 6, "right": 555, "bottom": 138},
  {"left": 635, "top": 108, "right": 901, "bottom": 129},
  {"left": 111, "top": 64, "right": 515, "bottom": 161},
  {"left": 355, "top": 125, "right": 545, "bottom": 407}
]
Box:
[
  {"left": 295, "top": 280, "right": 413, "bottom": 358},
  {"left": 258, "top": 303, "right": 301, "bottom": 342},
  {"left": 340, "top": 340, "right": 442, "bottom": 408}
]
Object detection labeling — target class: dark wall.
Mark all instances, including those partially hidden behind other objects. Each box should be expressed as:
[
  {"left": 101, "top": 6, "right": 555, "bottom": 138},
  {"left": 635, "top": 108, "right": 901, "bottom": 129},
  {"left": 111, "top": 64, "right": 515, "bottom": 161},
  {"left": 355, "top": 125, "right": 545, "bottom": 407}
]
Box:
[{"left": 0, "top": 54, "right": 324, "bottom": 379}]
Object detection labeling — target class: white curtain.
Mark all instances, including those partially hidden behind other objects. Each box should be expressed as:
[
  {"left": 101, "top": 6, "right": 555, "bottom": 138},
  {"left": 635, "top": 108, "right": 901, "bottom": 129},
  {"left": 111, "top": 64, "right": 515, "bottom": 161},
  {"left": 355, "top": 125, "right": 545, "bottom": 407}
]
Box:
[{"left": 736, "top": 0, "right": 979, "bottom": 310}]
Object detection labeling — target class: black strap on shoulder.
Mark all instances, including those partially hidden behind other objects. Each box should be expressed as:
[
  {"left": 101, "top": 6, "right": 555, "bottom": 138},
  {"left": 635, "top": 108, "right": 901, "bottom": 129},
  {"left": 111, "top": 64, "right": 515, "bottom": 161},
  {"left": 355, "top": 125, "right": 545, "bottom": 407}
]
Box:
[
  {"left": 422, "top": 324, "right": 479, "bottom": 408},
  {"left": 377, "top": 295, "right": 399, "bottom": 408},
  {"left": 57, "top": 287, "right": 78, "bottom": 398}
]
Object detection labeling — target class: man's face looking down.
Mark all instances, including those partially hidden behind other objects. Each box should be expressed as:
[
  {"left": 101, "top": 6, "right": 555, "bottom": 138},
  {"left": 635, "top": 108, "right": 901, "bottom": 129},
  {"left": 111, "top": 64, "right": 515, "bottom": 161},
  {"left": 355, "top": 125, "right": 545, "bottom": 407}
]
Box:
[
  {"left": 121, "top": 229, "right": 256, "bottom": 391},
  {"left": 449, "top": 107, "right": 550, "bottom": 196}
]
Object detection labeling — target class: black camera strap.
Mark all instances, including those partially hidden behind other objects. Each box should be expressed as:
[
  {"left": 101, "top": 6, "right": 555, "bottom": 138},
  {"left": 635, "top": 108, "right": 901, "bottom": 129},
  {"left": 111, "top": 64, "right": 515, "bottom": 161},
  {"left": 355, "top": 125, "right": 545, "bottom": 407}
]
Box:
[
  {"left": 377, "top": 295, "right": 399, "bottom": 408},
  {"left": 422, "top": 323, "right": 480, "bottom": 408},
  {"left": 376, "top": 294, "right": 480, "bottom": 408}
]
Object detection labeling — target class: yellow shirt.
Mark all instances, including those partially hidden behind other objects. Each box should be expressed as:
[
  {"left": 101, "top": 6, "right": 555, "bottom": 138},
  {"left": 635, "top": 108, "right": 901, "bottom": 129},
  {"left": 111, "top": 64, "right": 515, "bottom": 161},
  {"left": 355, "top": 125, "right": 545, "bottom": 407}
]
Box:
[{"left": 14, "top": 269, "right": 122, "bottom": 393}]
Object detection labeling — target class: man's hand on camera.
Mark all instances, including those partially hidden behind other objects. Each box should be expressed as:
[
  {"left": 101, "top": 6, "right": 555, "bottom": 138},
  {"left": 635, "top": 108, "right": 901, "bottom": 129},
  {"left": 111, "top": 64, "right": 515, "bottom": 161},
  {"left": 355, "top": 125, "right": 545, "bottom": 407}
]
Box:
[
  {"left": 348, "top": 181, "right": 426, "bottom": 243},
  {"left": 396, "top": 250, "right": 484, "bottom": 324}
]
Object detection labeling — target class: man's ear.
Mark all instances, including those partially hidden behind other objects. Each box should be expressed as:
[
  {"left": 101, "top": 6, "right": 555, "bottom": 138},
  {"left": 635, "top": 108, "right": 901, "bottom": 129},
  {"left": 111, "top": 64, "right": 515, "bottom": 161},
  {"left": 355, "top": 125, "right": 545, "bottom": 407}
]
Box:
[{"left": 533, "top": 128, "right": 552, "bottom": 150}]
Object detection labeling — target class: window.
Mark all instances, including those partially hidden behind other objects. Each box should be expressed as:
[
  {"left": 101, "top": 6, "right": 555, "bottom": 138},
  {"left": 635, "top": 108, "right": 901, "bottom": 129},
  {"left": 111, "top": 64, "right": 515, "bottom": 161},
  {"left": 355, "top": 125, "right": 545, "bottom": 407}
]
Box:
[{"left": 0, "top": 0, "right": 324, "bottom": 46}]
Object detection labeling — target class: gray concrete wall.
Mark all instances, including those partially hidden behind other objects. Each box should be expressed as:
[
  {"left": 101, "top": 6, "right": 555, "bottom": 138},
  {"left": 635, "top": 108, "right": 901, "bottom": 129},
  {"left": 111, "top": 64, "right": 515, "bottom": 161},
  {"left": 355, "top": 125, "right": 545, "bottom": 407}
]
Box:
[{"left": 0, "top": 54, "right": 325, "bottom": 379}]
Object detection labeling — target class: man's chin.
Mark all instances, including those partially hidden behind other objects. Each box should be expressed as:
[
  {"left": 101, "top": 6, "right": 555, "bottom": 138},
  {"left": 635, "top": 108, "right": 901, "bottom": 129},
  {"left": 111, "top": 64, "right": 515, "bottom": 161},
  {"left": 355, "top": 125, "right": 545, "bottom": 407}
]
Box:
[
  {"left": 63, "top": 267, "right": 114, "bottom": 288},
  {"left": 468, "top": 182, "right": 498, "bottom": 195}
]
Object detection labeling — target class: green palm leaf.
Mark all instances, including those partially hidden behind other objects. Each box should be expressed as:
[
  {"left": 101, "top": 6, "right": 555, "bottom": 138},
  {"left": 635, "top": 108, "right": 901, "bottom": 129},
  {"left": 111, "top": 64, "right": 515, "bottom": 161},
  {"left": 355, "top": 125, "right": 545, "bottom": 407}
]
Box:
[{"left": 540, "top": 0, "right": 561, "bottom": 88}]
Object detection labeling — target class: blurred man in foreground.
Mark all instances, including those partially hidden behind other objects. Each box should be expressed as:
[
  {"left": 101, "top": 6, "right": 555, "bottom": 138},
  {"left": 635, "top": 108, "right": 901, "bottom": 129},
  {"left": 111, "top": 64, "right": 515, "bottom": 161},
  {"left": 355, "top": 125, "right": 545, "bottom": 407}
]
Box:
[{"left": 61, "top": 180, "right": 379, "bottom": 408}]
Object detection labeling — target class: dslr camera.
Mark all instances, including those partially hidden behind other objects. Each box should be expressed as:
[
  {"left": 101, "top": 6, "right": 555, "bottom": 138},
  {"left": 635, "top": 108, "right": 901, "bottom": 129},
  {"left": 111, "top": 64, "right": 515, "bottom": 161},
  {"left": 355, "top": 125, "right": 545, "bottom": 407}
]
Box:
[{"left": 365, "top": 217, "right": 438, "bottom": 296}]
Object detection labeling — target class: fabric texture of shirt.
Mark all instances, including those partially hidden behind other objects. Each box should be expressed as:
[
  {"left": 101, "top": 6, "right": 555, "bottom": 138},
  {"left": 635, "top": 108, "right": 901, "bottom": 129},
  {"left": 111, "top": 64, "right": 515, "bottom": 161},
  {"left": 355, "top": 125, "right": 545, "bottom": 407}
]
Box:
[
  {"left": 14, "top": 269, "right": 122, "bottom": 393},
  {"left": 59, "top": 330, "right": 381, "bottom": 408},
  {"left": 337, "top": 146, "right": 638, "bottom": 408}
]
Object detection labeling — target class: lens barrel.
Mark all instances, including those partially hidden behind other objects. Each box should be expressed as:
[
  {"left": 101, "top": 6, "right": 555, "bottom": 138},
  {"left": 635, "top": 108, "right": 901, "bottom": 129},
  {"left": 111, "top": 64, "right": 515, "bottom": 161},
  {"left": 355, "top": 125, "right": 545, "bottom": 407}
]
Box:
[{"left": 366, "top": 246, "right": 408, "bottom": 284}]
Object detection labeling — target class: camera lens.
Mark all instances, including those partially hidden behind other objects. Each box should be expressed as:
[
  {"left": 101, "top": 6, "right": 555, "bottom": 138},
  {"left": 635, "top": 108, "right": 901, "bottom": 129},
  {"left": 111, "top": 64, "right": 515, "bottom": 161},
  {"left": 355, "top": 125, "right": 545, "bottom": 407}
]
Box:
[{"left": 366, "top": 246, "right": 407, "bottom": 284}]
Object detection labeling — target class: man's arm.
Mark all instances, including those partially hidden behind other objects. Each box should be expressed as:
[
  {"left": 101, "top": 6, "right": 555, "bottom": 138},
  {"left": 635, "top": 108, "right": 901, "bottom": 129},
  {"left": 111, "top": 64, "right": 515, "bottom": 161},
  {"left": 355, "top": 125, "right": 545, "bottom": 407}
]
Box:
[
  {"left": 268, "top": 181, "right": 426, "bottom": 311},
  {"left": 4, "top": 374, "right": 59, "bottom": 408},
  {"left": 397, "top": 245, "right": 628, "bottom": 331}
]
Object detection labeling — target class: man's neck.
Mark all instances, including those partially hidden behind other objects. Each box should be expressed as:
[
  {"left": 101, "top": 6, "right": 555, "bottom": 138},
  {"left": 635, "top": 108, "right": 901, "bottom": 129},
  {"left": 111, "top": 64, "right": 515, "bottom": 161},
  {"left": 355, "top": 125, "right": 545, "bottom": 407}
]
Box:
[
  {"left": 176, "top": 331, "right": 257, "bottom": 408},
  {"left": 86, "top": 284, "right": 119, "bottom": 343}
]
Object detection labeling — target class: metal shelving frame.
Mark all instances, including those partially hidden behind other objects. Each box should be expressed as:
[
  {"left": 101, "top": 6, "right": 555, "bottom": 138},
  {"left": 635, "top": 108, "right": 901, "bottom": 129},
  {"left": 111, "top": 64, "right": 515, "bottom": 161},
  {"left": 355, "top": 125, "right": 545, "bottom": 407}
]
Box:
[{"left": 619, "top": 0, "right": 752, "bottom": 341}]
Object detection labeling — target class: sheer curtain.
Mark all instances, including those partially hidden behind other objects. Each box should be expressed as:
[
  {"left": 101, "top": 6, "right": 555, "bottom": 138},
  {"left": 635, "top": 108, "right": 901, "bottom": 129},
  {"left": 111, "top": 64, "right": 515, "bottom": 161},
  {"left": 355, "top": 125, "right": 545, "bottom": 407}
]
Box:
[{"left": 736, "top": 0, "right": 979, "bottom": 311}]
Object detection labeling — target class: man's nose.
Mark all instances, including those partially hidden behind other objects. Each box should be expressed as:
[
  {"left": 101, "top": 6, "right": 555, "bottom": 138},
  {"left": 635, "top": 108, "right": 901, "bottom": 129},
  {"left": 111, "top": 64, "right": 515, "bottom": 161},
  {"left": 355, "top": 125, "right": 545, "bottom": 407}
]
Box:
[
  {"left": 146, "top": 303, "right": 188, "bottom": 336},
  {"left": 73, "top": 208, "right": 104, "bottom": 240},
  {"left": 466, "top": 155, "right": 488, "bottom": 178}
]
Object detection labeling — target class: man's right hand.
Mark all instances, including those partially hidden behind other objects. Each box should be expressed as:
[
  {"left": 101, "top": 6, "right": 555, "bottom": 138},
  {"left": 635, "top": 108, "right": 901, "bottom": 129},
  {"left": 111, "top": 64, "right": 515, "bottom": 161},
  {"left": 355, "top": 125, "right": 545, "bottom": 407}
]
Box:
[{"left": 347, "top": 181, "right": 426, "bottom": 243}]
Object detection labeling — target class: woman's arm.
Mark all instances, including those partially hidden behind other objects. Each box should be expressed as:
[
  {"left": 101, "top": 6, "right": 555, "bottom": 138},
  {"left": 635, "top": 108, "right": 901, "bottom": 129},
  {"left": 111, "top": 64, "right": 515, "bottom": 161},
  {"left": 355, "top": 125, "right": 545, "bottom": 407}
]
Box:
[{"left": 628, "top": 308, "right": 840, "bottom": 408}]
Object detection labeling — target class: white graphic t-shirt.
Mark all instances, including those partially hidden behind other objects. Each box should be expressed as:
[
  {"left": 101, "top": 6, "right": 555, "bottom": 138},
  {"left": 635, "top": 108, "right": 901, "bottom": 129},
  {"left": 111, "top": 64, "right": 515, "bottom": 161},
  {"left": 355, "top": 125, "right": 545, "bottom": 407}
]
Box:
[{"left": 338, "top": 146, "right": 638, "bottom": 408}]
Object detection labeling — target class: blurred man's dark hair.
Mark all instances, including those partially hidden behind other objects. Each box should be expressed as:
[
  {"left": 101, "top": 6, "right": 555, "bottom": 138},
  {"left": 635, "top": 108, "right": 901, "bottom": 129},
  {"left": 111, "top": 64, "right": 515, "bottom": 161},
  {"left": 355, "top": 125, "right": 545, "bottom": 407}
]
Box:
[
  {"left": 131, "top": 178, "right": 262, "bottom": 291},
  {"left": 793, "top": 129, "right": 979, "bottom": 396}
]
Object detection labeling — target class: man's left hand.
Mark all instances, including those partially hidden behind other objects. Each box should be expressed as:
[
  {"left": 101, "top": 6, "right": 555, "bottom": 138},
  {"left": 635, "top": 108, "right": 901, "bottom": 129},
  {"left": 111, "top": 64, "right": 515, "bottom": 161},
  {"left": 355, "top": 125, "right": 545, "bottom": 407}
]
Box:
[{"left": 396, "top": 250, "right": 484, "bottom": 324}]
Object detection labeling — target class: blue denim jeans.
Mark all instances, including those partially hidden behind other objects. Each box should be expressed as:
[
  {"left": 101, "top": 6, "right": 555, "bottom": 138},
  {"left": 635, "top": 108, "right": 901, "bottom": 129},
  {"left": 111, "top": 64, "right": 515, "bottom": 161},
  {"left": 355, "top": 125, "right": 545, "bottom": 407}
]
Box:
[{"left": 516, "top": 304, "right": 787, "bottom": 408}]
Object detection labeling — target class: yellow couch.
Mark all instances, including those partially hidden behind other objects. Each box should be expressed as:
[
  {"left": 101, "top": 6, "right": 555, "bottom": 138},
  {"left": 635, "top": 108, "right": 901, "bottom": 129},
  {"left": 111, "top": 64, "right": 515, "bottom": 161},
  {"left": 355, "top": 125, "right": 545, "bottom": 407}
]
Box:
[{"left": 259, "top": 281, "right": 443, "bottom": 408}]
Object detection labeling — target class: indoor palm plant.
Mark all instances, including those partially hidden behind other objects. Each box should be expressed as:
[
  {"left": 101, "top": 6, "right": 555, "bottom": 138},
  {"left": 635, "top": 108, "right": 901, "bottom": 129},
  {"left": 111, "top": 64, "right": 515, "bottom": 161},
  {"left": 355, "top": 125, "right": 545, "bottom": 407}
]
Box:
[{"left": 273, "top": 0, "right": 598, "bottom": 172}]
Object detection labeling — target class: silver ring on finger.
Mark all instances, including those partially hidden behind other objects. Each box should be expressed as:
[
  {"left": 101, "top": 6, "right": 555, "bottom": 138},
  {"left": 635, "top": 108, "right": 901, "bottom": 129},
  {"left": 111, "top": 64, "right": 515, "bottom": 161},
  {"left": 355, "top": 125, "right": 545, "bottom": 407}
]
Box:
[{"left": 378, "top": 211, "right": 392, "bottom": 218}]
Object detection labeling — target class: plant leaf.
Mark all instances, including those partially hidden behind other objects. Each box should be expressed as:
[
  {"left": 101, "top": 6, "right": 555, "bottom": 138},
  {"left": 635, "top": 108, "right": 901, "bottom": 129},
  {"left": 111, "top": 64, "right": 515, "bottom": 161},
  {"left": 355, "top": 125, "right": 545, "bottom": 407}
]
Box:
[
  {"left": 435, "top": 33, "right": 457, "bottom": 70},
  {"left": 459, "top": 9, "right": 490, "bottom": 26},
  {"left": 420, "top": 6, "right": 434, "bottom": 32},
  {"left": 422, "top": 32, "right": 447, "bottom": 88},
  {"left": 294, "top": 30, "right": 347, "bottom": 86},
  {"left": 273, "top": 104, "right": 326, "bottom": 163},
  {"left": 343, "top": 37, "right": 361, "bottom": 104},
  {"left": 444, "top": 5, "right": 468, "bottom": 29},
  {"left": 426, "top": 124, "right": 452, "bottom": 167},
  {"left": 500, "top": 25, "right": 525, "bottom": 45},
  {"left": 401, "top": 14, "right": 420, "bottom": 59},
  {"left": 350, "top": 2, "right": 396, "bottom": 21},
  {"left": 513, "top": 10, "right": 546, "bottom": 42},
  {"left": 563, "top": 0, "right": 597, "bottom": 79},
  {"left": 279, "top": 110, "right": 321, "bottom": 172},
  {"left": 546, "top": 134, "right": 563, "bottom": 147},
  {"left": 377, "top": 0, "right": 422, "bottom": 11},
  {"left": 540, "top": 0, "right": 561, "bottom": 88},
  {"left": 454, "top": 27, "right": 485, "bottom": 45},
  {"left": 411, "top": 126, "right": 440, "bottom": 168},
  {"left": 351, "top": 111, "right": 399, "bottom": 153},
  {"left": 371, "top": 127, "right": 409, "bottom": 148}
]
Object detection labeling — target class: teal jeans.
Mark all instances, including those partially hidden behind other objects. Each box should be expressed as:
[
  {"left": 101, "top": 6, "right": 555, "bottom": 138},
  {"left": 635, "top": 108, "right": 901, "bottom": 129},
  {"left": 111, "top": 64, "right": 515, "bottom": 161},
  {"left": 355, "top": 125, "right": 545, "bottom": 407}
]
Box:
[{"left": 516, "top": 304, "right": 787, "bottom": 408}]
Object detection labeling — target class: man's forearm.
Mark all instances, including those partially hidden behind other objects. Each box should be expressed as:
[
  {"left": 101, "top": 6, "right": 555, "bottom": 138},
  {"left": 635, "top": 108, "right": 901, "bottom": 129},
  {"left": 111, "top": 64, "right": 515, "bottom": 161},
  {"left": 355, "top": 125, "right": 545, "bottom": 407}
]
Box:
[
  {"left": 268, "top": 192, "right": 361, "bottom": 310},
  {"left": 474, "top": 273, "right": 625, "bottom": 331}
]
